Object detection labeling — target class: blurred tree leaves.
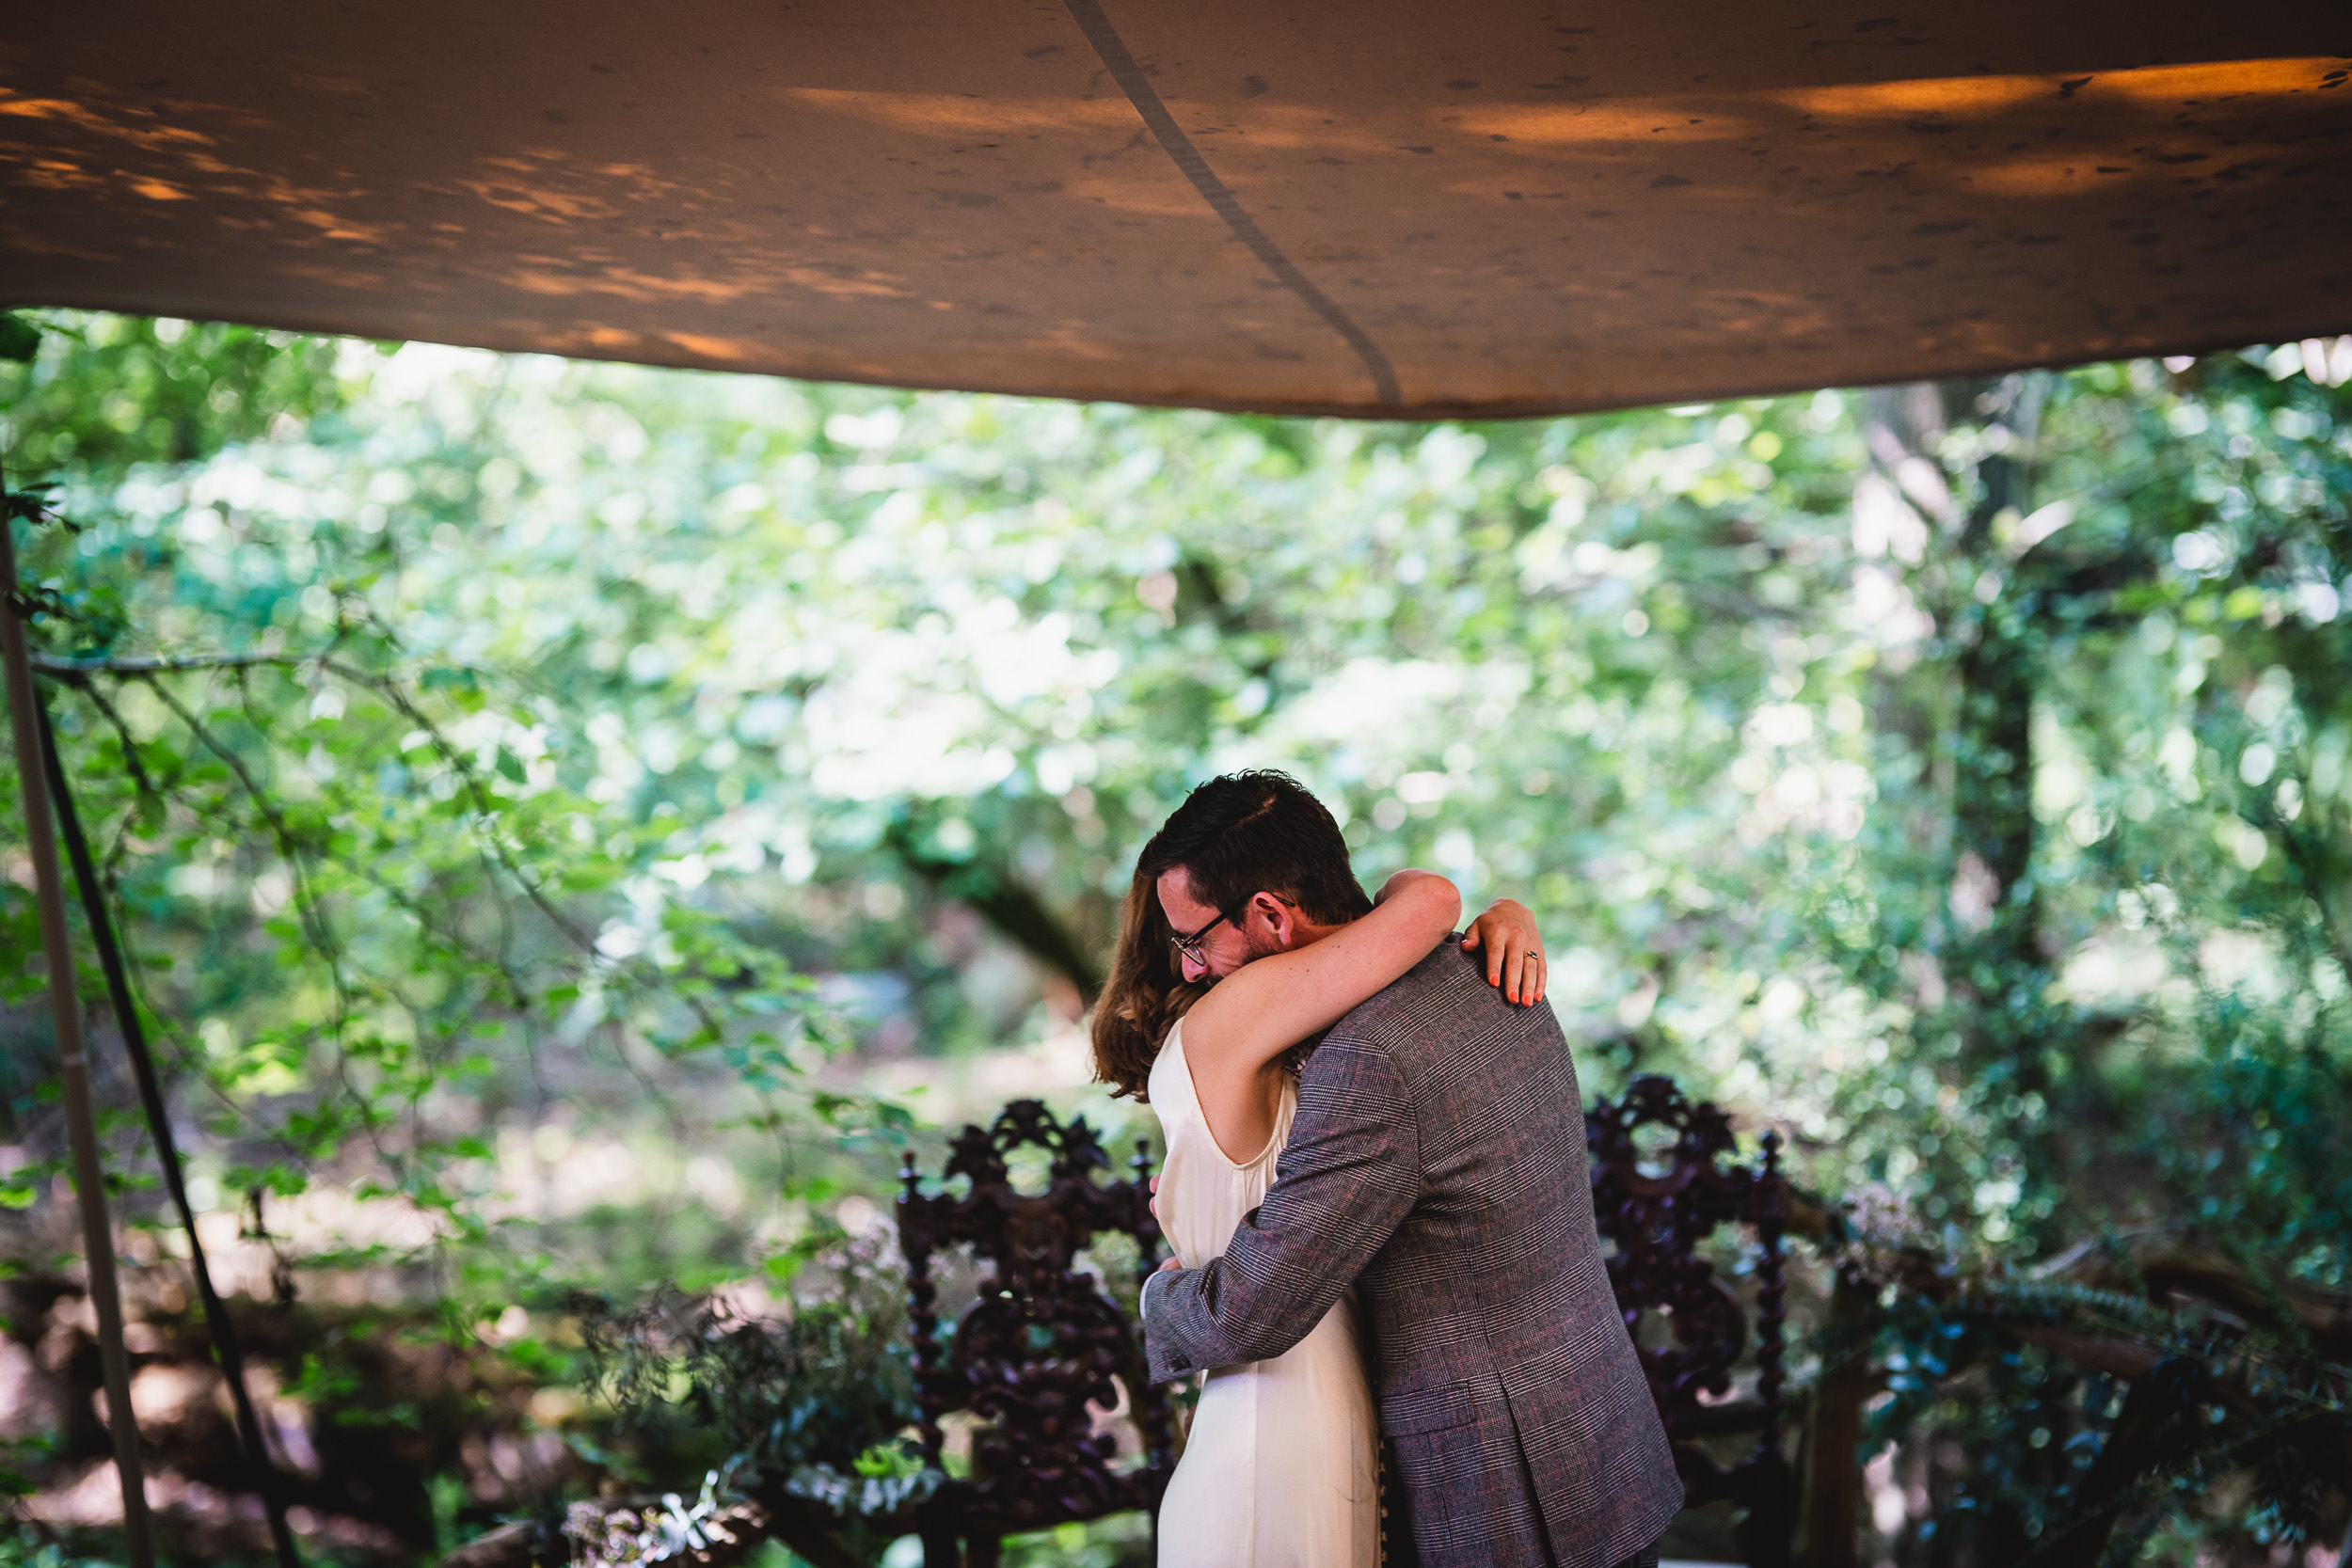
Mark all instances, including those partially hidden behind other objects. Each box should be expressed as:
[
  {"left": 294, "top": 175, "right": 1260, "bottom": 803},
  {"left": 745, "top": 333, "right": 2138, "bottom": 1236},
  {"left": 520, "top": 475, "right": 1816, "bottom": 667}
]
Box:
[
  {"left": 0, "top": 314, "right": 39, "bottom": 366},
  {"left": 4, "top": 311, "right": 2351, "bottom": 1556},
  {"left": 5, "top": 314, "right": 2349, "bottom": 1286}
]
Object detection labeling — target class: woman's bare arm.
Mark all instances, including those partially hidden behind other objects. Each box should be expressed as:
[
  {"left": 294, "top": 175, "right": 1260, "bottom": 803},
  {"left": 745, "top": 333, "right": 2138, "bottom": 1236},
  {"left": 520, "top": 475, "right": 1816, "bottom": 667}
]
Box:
[{"left": 1181, "top": 871, "right": 1459, "bottom": 1160}]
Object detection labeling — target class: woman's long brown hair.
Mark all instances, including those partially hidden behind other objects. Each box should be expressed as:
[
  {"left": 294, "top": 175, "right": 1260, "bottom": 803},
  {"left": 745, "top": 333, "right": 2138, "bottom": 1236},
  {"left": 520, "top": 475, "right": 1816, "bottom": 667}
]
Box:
[{"left": 1089, "top": 871, "right": 1203, "bottom": 1100}]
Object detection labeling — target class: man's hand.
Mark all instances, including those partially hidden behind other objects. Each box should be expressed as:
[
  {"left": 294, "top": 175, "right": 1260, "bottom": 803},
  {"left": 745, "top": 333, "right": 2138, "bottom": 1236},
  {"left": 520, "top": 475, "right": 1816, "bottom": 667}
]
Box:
[
  {"left": 1141, "top": 1251, "right": 1182, "bottom": 1324},
  {"left": 1149, "top": 1179, "right": 1178, "bottom": 1280},
  {"left": 1461, "top": 897, "right": 1547, "bottom": 1005}
]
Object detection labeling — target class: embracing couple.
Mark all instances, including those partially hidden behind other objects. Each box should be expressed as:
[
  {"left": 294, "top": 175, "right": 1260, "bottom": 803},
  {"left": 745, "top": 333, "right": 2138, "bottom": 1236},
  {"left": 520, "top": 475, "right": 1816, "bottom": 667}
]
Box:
[{"left": 1089, "top": 771, "right": 1680, "bottom": 1568}]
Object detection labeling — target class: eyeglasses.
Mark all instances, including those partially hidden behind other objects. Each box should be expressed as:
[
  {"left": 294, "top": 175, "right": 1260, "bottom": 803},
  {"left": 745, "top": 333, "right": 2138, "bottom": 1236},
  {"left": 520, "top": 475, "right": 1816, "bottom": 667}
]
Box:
[
  {"left": 1168, "top": 909, "right": 1232, "bottom": 968},
  {"left": 1168, "top": 895, "right": 1295, "bottom": 969}
]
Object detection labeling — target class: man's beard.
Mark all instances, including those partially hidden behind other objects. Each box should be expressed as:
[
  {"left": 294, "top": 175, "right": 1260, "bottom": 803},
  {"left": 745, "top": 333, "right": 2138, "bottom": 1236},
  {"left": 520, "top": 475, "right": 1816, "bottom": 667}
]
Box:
[
  {"left": 1197, "top": 921, "right": 1287, "bottom": 987},
  {"left": 1240, "top": 923, "right": 1287, "bottom": 965}
]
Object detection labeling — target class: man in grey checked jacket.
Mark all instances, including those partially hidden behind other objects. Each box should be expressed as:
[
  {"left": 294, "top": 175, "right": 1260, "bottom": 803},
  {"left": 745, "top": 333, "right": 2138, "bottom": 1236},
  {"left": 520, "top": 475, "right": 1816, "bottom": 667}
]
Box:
[{"left": 1141, "top": 866, "right": 1681, "bottom": 1565}]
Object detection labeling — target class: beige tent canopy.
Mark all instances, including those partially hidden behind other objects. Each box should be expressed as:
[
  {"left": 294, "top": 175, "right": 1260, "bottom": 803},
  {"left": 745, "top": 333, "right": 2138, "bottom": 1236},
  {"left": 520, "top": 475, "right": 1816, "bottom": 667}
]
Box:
[{"left": 3, "top": 2, "right": 2349, "bottom": 419}]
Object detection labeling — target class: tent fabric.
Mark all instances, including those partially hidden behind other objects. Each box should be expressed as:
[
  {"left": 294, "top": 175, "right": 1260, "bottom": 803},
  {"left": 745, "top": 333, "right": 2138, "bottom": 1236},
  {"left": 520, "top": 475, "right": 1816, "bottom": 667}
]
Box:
[{"left": 3, "top": 3, "right": 2348, "bottom": 419}]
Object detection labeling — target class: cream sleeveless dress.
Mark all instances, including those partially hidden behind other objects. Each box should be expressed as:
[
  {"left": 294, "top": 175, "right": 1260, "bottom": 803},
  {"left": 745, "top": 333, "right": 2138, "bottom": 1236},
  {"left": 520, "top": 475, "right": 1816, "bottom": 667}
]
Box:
[{"left": 1149, "top": 1020, "right": 1380, "bottom": 1568}]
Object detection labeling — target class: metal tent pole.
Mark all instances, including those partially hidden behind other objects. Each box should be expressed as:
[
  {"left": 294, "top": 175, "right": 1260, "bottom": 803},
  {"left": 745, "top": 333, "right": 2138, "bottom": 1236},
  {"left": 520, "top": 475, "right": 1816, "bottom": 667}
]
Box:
[{"left": 0, "top": 489, "right": 155, "bottom": 1567}]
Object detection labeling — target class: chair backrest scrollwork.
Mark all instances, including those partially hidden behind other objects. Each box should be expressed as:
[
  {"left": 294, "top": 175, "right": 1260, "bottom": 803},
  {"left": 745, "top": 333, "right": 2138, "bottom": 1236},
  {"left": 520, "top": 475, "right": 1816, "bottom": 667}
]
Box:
[
  {"left": 1587, "top": 1073, "right": 1793, "bottom": 1566},
  {"left": 897, "top": 1100, "right": 1175, "bottom": 1545}
]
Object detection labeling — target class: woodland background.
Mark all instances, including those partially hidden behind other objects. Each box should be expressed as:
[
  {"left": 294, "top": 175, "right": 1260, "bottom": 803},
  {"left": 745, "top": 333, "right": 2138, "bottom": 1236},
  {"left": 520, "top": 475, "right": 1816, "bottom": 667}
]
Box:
[{"left": 1, "top": 310, "right": 2348, "bottom": 1565}]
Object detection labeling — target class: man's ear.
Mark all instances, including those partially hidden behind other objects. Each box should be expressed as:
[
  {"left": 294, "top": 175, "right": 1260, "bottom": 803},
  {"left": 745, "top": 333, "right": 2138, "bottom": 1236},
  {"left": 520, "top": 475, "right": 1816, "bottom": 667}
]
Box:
[{"left": 1253, "top": 891, "right": 1299, "bottom": 949}]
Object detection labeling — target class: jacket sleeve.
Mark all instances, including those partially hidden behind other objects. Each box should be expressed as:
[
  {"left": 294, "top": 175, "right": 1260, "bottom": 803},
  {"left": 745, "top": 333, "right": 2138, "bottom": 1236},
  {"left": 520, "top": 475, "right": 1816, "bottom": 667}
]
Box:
[{"left": 1143, "top": 1031, "right": 1420, "bottom": 1383}]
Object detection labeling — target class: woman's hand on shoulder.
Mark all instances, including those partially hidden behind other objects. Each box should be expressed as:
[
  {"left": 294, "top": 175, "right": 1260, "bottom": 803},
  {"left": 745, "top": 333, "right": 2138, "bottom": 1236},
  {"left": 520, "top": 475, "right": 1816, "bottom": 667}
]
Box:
[{"left": 1461, "top": 897, "right": 1547, "bottom": 1006}]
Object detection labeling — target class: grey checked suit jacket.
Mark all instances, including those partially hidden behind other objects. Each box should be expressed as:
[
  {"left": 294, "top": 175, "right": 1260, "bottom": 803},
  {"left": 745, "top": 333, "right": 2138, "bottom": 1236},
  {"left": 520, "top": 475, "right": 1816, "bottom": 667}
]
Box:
[{"left": 1143, "top": 940, "right": 1682, "bottom": 1568}]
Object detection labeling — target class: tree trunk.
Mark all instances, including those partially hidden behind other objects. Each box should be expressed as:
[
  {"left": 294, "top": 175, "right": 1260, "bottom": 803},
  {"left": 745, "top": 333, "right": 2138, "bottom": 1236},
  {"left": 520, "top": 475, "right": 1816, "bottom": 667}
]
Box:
[
  {"left": 1951, "top": 437, "right": 2046, "bottom": 1089},
  {"left": 1864, "top": 380, "right": 2053, "bottom": 1133}
]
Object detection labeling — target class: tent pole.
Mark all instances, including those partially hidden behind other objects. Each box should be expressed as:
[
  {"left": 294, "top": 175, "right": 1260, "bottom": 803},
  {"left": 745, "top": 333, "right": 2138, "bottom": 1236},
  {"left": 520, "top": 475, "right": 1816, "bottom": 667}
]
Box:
[{"left": 0, "top": 486, "right": 156, "bottom": 1567}]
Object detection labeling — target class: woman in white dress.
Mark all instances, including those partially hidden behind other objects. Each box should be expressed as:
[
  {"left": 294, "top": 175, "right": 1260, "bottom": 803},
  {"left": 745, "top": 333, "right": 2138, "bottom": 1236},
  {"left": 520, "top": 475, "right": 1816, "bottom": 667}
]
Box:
[{"left": 1089, "top": 775, "right": 1549, "bottom": 1568}]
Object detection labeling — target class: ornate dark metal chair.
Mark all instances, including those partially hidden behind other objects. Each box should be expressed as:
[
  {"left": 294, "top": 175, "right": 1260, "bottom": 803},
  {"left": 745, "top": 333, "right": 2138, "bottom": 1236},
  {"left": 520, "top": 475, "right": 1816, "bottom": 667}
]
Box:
[
  {"left": 896, "top": 1100, "right": 1177, "bottom": 1568},
  {"left": 1587, "top": 1073, "right": 1795, "bottom": 1568}
]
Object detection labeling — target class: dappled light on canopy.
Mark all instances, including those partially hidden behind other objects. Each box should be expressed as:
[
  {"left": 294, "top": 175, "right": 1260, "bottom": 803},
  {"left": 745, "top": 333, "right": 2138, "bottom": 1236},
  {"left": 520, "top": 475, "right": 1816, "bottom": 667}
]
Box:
[{"left": 2, "top": 1, "right": 2348, "bottom": 417}]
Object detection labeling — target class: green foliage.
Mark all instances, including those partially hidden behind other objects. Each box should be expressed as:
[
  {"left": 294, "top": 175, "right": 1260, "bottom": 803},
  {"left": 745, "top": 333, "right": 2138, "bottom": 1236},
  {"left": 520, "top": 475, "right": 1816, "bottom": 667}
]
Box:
[
  {"left": 0, "top": 315, "right": 39, "bottom": 367},
  {"left": 5, "top": 310, "right": 2351, "bottom": 1561},
  {"left": 0, "top": 1526, "right": 119, "bottom": 1568},
  {"left": 997, "top": 1515, "right": 1152, "bottom": 1568},
  {"left": 572, "top": 1229, "right": 915, "bottom": 1498},
  {"left": 4, "top": 313, "right": 342, "bottom": 471},
  {"left": 1865, "top": 1279, "right": 2348, "bottom": 1563},
  {"left": 0, "top": 325, "right": 863, "bottom": 1332}
]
